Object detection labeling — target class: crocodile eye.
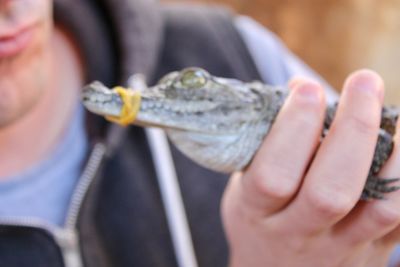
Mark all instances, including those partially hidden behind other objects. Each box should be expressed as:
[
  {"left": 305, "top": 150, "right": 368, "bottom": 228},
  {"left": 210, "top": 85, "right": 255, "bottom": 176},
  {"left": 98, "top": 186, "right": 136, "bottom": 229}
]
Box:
[{"left": 179, "top": 68, "right": 209, "bottom": 89}]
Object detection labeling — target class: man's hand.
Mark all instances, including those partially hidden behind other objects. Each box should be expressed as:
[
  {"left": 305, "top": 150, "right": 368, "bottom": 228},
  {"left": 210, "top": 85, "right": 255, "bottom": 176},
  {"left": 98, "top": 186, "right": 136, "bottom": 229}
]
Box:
[{"left": 222, "top": 70, "right": 400, "bottom": 267}]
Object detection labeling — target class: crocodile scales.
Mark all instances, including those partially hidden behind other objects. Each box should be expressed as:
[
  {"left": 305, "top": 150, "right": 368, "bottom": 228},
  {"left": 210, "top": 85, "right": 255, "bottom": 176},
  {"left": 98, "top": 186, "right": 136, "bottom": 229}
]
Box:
[{"left": 81, "top": 67, "right": 400, "bottom": 200}]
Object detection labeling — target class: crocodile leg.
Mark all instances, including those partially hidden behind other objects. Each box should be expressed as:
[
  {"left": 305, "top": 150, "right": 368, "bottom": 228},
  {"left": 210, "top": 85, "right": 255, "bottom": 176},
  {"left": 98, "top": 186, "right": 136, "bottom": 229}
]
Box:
[
  {"left": 362, "top": 176, "right": 400, "bottom": 200},
  {"left": 362, "top": 129, "right": 399, "bottom": 200}
]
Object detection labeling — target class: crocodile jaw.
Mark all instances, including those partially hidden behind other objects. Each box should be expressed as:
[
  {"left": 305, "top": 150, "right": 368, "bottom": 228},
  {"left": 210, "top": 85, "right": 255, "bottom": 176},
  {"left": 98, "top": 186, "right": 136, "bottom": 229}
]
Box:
[{"left": 82, "top": 81, "right": 123, "bottom": 117}]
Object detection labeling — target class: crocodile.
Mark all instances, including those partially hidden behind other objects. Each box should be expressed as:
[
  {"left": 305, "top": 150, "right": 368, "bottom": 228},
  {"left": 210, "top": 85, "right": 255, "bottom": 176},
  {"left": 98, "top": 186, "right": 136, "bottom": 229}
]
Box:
[{"left": 82, "top": 67, "right": 400, "bottom": 200}]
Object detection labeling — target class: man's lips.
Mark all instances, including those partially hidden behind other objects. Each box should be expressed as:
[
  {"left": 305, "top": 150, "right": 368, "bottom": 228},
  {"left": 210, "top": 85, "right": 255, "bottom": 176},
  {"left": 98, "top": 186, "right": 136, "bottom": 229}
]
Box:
[{"left": 0, "top": 24, "right": 35, "bottom": 58}]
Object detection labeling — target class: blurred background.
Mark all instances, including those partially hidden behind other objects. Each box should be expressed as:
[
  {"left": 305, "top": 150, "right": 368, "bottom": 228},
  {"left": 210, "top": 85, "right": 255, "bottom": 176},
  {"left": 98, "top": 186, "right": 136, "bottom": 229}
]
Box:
[{"left": 164, "top": 0, "right": 400, "bottom": 104}]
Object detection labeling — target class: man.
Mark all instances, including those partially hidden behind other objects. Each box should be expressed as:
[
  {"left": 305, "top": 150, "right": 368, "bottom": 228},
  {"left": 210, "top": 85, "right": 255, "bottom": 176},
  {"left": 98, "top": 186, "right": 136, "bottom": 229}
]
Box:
[{"left": 0, "top": 0, "right": 399, "bottom": 266}]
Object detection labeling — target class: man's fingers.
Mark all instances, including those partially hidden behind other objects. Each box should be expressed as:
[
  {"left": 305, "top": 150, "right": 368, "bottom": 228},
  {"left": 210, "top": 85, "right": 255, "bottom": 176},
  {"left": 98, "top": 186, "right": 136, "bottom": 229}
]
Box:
[
  {"left": 276, "top": 70, "right": 384, "bottom": 233},
  {"left": 238, "top": 79, "right": 325, "bottom": 218}
]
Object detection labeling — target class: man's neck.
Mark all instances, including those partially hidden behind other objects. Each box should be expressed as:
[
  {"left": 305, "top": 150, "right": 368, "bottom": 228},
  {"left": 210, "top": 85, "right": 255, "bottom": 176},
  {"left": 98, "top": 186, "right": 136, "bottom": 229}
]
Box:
[{"left": 0, "top": 28, "right": 84, "bottom": 178}]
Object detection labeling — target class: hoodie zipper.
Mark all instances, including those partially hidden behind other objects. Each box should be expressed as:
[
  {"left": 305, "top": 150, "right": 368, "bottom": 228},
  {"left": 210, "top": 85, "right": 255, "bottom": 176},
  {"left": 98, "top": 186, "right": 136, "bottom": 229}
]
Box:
[{"left": 0, "top": 142, "right": 107, "bottom": 267}]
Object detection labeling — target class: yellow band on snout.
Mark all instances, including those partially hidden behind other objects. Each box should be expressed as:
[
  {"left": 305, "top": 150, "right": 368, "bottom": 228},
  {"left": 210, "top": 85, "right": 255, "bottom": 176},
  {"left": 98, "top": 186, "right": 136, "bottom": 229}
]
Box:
[{"left": 106, "top": 86, "right": 141, "bottom": 126}]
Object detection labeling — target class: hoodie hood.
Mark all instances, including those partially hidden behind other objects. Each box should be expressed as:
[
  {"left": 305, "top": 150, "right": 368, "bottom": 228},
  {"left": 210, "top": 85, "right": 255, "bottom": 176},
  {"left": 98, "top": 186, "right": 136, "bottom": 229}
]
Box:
[
  {"left": 53, "top": 0, "right": 163, "bottom": 142},
  {"left": 100, "top": 0, "right": 163, "bottom": 83},
  {"left": 54, "top": 0, "right": 163, "bottom": 85}
]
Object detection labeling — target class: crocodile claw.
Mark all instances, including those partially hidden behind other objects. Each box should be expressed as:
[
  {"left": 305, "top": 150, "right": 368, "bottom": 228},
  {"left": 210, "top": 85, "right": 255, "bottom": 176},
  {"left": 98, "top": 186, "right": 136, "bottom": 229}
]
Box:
[{"left": 361, "top": 176, "right": 400, "bottom": 200}]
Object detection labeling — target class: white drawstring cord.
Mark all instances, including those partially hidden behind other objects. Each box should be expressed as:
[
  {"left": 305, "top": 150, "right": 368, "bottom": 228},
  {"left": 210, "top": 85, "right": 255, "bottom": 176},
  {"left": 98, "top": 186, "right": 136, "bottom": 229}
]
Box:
[
  {"left": 128, "top": 75, "right": 199, "bottom": 267},
  {"left": 146, "top": 128, "right": 199, "bottom": 267}
]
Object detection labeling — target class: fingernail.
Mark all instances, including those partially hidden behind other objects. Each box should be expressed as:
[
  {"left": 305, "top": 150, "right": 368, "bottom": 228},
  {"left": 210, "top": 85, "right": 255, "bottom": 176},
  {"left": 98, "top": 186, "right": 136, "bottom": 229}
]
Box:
[
  {"left": 288, "top": 77, "right": 308, "bottom": 90},
  {"left": 346, "top": 70, "right": 384, "bottom": 102},
  {"left": 296, "top": 82, "right": 321, "bottom": 102}
]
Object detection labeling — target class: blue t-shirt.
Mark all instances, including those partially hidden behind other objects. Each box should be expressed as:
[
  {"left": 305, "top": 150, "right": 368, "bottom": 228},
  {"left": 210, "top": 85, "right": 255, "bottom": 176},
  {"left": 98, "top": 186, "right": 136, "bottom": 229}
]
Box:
[{"left": 0, "top": 103, "right": 88, "bottom": 226}]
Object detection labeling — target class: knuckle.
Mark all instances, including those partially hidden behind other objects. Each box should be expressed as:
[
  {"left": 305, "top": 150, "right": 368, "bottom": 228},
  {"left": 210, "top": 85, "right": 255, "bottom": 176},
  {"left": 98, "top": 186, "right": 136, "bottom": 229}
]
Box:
[
  {"left": 346, "top": 113, "right": 379, "bottom": 136},
  {"left": 369, "top": 204, "right": 400, "bottom": 227},
  {"left": 306, "top": 189, "right": 354, "bottom": 219},
  {"left": 247, "top": 167, "right": 297, "bottom": 200},
  {"left": 295, "top": 114, "right": 324, "bottom": 136}
]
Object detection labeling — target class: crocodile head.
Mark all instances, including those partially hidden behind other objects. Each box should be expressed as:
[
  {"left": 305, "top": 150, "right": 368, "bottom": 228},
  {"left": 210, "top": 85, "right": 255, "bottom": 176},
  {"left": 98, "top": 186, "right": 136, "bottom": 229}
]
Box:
[
  {"left": 83, "top": 67, "right": 274, "bottom": 133},
  {"left": 82, "top": 67, "right": 285, "bottom": 172}
]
